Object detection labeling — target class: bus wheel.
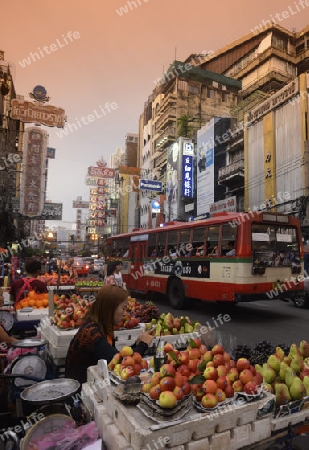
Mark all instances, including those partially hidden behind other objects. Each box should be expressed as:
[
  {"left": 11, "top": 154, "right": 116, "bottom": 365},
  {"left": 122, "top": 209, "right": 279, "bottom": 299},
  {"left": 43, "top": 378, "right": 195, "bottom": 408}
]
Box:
[
  {"left": 293, "top": 292, "right": 309, "bottom": 308},
  {"left": 168, "top": 278, "right": 186, "bottom": 310}
]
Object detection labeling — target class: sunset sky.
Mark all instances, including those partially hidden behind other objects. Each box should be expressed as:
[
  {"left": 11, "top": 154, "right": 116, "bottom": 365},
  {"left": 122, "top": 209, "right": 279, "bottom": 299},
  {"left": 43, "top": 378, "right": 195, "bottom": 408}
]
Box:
[{"left": 1, "top": 0, "right": 308, "bottom": 225}]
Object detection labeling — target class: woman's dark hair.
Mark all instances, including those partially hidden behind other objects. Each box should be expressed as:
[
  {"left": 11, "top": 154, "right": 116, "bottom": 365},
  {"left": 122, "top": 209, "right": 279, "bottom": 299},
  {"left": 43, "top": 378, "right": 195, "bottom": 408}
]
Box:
[
  {"left": 25, "top": 257, "right": 42, "bottom": 275},
  {"left": 106, "top": 261, "right": 118, "bottom": 277},
  {"left": 86, "top": 285, "right": 128, "bottom": 338}
]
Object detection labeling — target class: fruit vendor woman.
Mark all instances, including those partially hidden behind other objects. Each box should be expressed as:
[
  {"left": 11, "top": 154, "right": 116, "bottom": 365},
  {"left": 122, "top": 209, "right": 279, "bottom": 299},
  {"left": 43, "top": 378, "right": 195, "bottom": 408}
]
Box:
[
  {"left": 65, "top": 285, "right": 155, "bottom": 384},
  {"left": 10, "top": 257, "right": 48, "bottom": 304}
]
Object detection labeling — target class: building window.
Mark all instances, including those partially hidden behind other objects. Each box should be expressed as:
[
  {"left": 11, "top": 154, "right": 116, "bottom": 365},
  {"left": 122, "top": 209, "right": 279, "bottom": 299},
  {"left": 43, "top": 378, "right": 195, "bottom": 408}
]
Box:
[
  {"left": 222, "top": 92, "right": 228, "bottom": 103},
  {"left": 207, "top": 88, "right": 215, "bottom": 99}
]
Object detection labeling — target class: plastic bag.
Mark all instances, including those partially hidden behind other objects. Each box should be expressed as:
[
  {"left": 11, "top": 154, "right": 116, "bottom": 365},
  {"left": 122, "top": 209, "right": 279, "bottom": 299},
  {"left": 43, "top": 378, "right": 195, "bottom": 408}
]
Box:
[{"left": 29, "top": 420, "right": 99, "bottom": 450}]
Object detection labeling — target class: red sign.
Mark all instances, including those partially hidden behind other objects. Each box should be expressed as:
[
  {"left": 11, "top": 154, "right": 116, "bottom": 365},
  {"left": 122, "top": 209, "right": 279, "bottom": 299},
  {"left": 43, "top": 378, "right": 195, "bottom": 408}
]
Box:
[{"left": 88, "top": 166, "right": 115, "bottom": 178}]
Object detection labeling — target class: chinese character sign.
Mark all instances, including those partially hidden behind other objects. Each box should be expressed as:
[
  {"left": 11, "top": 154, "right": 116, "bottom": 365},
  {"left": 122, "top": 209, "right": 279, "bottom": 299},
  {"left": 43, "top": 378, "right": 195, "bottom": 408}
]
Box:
[
  {"left": 182, "top": 142, "right": 194, "bottom": 198},
  {"left": 20, "top": 127, "right": 48, "bottom": 217}
]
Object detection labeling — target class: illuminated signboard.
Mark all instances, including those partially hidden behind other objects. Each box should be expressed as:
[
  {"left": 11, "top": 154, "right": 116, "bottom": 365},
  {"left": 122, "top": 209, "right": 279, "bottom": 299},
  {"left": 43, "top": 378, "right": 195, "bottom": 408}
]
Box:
[{"left": 182, "top": 142, "right": 194, "bottom": 198}]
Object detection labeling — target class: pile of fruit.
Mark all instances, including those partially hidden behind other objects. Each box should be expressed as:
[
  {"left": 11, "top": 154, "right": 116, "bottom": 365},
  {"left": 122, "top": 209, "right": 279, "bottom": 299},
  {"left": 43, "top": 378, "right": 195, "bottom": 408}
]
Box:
[
  {"left": 15, "top": 291, "right": 49, "bottom": 310},
  {"left": 37, "top": 274, "right": 78, "bottom": 286},
  {"left": 75, "top": 278, "right": 104, "bottom": 287},
  {"left": 255, "top": 341, "right": 309, "bottom": 406},
  {"left": 142, "top": 339, "right": 263, "bottom": 409},
  {"left": 145, "top": 312, "right": 201, "bottom": 336},
  {"left": 108, "top": 346, "right": 149, "bottom": 380},
  {"left": 126, "top": 298, "right": 160, "bottom": 323},
  {"left": 117, "top": 314, "right": 140, "bottom": 329},
  {"left": 231, "top": 340, "right": 290, "bottom": 365},
  {"left": 52, "top": 293, "right": 92, "bottom": 329}
]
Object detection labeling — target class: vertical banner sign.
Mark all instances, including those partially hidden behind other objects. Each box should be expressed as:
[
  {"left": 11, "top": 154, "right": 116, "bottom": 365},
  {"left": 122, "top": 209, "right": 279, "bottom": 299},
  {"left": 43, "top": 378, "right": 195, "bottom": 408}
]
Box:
[
  {"left": 182, "top": 142, "right": 194, "bottom": 198},
  {"left": 20, "top": 127, "right": 48, "bottom": 217}
]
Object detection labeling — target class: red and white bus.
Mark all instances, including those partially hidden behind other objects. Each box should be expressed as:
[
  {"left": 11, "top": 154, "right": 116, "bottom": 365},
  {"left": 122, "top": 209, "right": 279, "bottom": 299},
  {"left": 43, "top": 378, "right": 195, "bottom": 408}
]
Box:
[{"left": 104, "top": 211, "right": 305, "bottom": 309}]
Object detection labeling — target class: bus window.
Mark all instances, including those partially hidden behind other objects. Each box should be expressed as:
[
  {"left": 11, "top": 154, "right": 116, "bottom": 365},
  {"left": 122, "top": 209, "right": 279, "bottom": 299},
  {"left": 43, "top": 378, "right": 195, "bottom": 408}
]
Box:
[
  {"left": 180, "top": 229, "right": 191, "bottom": 256},
  {"left": 207, "top": 226, "right": 220, "bottom": 256},
  {"left": 221, "top": 224, "right": 237, "bottom": 256},
  {"left": 192, "top": 227, "right": 206, "bottom": 257},
  {"left": 157, "top": 232, "right": 167, "bottom": 257},
  {"left": 167, "top": 230, "right": 179, "bottom": 256},
  {"left": 122, "top": 237, "right": 130, "bottom": 257},
  {"left": 252, "top": 224, "right": 300, "bottom": 267},
  {"left": 148, "top": 233, "right": 157, "bottom": 257}
]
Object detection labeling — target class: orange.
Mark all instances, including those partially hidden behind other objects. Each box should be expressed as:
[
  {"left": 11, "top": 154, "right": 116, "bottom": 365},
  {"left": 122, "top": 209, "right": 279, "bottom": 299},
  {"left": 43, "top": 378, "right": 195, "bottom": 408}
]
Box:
[
  {"left": 28, "top": 299, "right": 36, "bottom": 307},
  {"left": 42, "top": 298, "right": 49, "bottom": 307},
  {"left": 36, "top": 300, "right": 43, "bottom": 308}
]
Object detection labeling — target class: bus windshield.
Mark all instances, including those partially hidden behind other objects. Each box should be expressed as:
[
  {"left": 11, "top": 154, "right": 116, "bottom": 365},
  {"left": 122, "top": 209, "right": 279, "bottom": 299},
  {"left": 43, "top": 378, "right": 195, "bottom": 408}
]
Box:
[{"left": 252, "top": 223, "right": 300, "bottom": 267}]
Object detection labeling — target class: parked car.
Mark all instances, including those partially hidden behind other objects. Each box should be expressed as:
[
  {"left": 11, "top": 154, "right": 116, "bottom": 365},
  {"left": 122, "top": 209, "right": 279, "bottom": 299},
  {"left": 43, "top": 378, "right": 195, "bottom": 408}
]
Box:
[
  {"left": 73, "top": 257, "right": 91, "bottom": 277},
  {"left": 89, "top": 259, "right": 104, "bottom": 274}
]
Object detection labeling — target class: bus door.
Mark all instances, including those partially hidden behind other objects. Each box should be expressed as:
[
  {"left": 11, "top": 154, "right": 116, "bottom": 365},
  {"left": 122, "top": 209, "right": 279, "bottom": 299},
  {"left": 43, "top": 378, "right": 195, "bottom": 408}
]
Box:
[{"left": 130, "top": 241, "right": 147, "bottom": 291}]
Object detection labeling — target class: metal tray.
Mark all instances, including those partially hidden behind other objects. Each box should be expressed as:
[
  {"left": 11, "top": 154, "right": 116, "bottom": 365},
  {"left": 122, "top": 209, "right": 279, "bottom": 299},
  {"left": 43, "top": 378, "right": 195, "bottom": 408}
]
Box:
[
  {"left": 21, "top": 378, "right": 80, "bottom": 405},
  {"left": 12, "top": 337, "right": 46, "bottom": 348}
]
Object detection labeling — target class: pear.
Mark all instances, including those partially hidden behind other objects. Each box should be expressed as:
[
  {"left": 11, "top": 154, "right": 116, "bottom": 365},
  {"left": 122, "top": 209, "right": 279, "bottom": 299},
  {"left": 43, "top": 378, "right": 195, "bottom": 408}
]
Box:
[
  {"left": 289, "top": 343, "right": 302, "bottom": 359},
  {"left": 275, "top": 383, "right": 291, "bottom": 406},
  {"left": 261, "top": 364, "right": 277, "bottom": 384},
  {"left": 275, "top": 347, "right": 285, "bottom": 362},
  {"left": 285, "top": 367, "right": 297, "bottom": 388},
  {"left": 279, "top": 362, "right": 289, "bottom": 381},
  {"left": 289, "top": 376, "right": 306, "bottom": 401},
  {"left": 303, "top": 376, "right": 309, "bottom": 396},
  {"left": 267, "top": 355, "right": 280, "bottom": 373},
  {"left": 290, "top": 356, "right": 304, "bottom": 374},
  {"left": 283, "top": 356, "right": 292, "bottom": 366},
  {"left": 300, "top": 340, "right": 309, "bottom": 358},
  {"left": 255, "top": 364, "right": 263, "bottom": 374}
]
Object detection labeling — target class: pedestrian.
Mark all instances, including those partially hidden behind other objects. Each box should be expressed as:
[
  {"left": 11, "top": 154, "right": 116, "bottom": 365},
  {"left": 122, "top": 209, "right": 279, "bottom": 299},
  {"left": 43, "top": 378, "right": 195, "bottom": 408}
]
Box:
[
  {"left": 114, "top": 260, "right": 125, "bottom": 288},
  {"left": 65, "top": 285, "right": 155, "bottom": 383},
  {"left": 104, "top": 261, "right": 117, "bottom": 285}
]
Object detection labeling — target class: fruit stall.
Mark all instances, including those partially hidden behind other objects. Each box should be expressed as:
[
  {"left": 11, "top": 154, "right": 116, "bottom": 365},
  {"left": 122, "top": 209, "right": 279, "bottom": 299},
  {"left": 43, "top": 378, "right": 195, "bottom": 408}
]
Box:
[
  {"left": 25, "top": 294, "right": 309, "bottom": 449},
  {"left": 80, "top": 338, "right": 309, "bottom": 450}
]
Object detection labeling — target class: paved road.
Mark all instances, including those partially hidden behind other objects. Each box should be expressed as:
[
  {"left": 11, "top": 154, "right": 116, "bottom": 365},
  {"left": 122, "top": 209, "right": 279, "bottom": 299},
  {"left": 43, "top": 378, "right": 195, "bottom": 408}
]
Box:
[{"left": 138, "top": 294, "right": 309, "bottom": 352}]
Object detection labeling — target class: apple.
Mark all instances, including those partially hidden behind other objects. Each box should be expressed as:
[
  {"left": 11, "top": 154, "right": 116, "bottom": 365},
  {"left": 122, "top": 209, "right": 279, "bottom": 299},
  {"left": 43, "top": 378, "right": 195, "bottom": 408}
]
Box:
[
  {"left": 254, "top": 372, "right": 263, "bottom": 386},
  {"left": 203, "top": 351, "right": 213, "bottom": 363},
  {"left": 164, "top": 343, "right": 174, "bottom": 354},
  {"left": 202, "top": 379, "right": 217, "bottom": 394},
  {"left": 215, "top": 388, "right": 226, "bottom": 403},
  {"left": 149, "top": 384, "right": 161, "bottom": 400},
  {"left": 239, "top": 369, "right": 254, "bottom": 385},
  {"left": 199, "top": 345, "right": 207, "bottom": 355},
  {"left": 177, "top": 364, "right": 191, "bottom": 377},
  {"left": 223, "top": 351, "right": 231, "bottom": 363},
  {"left": 188, "top": 359, "right": 199, "bottom": 372},
  {"left": 174, "top": 372, "right": 184, "bottom": 387},
  {"left": 142, "top": 382, "right": 152, "bottom": 393},
  {"left": 217, "top": 365, "right": 227, "bottom": 377},
  {"left": 133, "top": 363, "right": 142, "bottom": 375},
  {"left": 236, "top": 358, "right": 251, "bottom": 371},
  {"left": 201, "top": 393, "right": 218, "bottom": 408},
  {"left": 121, "top": 356, "right": 135, "bottom": 367},
  {"left": 150, "top": 372, "right": 161, "bottom": 386},
  {"left": 120, "top": 366, "right": 135, "bottom": 380},
  {"left": 160, "top": 364, "right": 176, "bottom": 378},
  {"left": 120, "top": 346, "right": 133, "bottom": 357},
  {"left": 173, "top": 386, "right": 184, "bottom": 401},
  {"left": 249, "top": 365, "right": 256, "bottom": 376},
  {"left": 216, "top": 376, "right": 228, "bottom": 390},
  {"left": 189, "top": 348, "right": 201, "bottom": 360},
  {"left": 194, "top": 387, "right": 204, "bottom": 401},
  {"left": 132, "top": 352, "right": 142, "bottom": 364},
  {"left": 178, "top": 351, "right": 190, "bottom": 365},
  {"left": 213, "top": 354, "right": 225, "bottom": 367},
  {"left": 160, "top": 376, "right": 176, "bottom": 392},
  {"left": 203, "top": 366, "right": 218, "bottom": 381},
  {"left": 173, "top": 318, "right": 181, "bottom": 330},
  {"left": 181, "top": 381, "right": 191, "bottom": 396},
  {"left": 141, "top": 360, "right": 149, "bottom": 370},
  {"left": 244, "top": 381, "right": 258, "bottom": 395},
  {"left": 206, "top": 361, "right": 215, "bottom": 367},
  {"left": 232, "top": 380, "right": 244, "bottom": 392},
  {"left": 159, "top": 391, "right": 177, "bottom": 408},
  {"left": 225, "top": 384, "right": 235, "bottom": 398},
  {"left": 227, "top": 368, "right": 239, "bottom": 382},
  {"left": 229, "top": 360, "right": 236, "bottom": 368},
  {"left": 212, "top": 344, "right": 224, "bottom": 355},
  {"left": 192, "top": 338, "right": 202, "bottom": 348}
]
